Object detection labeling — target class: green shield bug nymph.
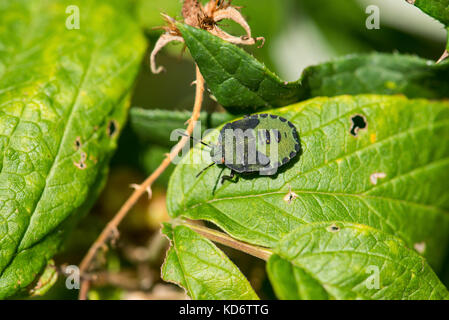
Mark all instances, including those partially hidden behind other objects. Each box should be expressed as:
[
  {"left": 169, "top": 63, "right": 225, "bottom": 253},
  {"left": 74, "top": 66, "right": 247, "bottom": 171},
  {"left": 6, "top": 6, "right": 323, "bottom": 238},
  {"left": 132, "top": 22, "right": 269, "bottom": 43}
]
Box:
[{"left": 196, "top": 113, "right": 302, "bottom": 183}]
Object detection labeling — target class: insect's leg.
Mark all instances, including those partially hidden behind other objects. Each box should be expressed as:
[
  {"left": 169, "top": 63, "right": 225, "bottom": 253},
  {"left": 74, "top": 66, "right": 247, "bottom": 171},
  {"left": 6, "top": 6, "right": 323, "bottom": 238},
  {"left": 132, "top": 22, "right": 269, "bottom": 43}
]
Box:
[
  {"left": 196, "top": 162, "right": 215, "bottom": 178},
  {"left": 212, "top": 167, "right": 226, "bottom": 195},
  {"left": 221, "top": 170, "right": 238, "bottom": 184}
]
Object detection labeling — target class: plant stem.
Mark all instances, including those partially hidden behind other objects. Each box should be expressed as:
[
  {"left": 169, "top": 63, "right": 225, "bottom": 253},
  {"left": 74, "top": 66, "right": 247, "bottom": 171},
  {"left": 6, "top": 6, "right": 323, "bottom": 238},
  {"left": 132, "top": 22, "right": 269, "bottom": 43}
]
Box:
[
  {"left": 183, "top": 221, "right": 273, "bottom": 261},
  {"left": 78, "top": 66, "right": 205, "bottom": 300}
]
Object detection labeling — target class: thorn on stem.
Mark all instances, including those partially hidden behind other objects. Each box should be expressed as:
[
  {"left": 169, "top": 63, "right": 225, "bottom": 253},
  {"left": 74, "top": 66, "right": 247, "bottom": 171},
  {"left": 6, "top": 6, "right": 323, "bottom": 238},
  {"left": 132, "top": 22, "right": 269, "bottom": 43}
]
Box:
[
  {"left": 109, "top": 227, "right": 120, "bottom": 247},
  {"left": 436, "top": 50, "right": 449, "bottom": 64},
  {"left": 160, "top": 12, "right": 176, "bottom": 23},
  {"left": 100, "top": 243, "right": 109, "bottom": 252},
  {"left": 130, "top": 184, "right": 152, "bottom": 199}
]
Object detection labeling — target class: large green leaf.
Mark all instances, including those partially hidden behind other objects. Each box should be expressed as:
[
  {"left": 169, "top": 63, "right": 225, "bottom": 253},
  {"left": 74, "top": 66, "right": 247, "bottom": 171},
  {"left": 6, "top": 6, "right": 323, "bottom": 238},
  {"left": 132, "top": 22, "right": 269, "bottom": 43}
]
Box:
[
  {"left": 0, "top": 0, "right": 145, "bottom": 298},
  {"left": 267, "top": 222, "right": 449, "bottom": 300},
  {"left": 161, "top": 223, "right": 259, "bottom": 300},
  {"left": 177, "top": 23, "right": 449, "bottom": 114},
  {"left": 167, "top": 95, "right": 449, "bottom": 271}
]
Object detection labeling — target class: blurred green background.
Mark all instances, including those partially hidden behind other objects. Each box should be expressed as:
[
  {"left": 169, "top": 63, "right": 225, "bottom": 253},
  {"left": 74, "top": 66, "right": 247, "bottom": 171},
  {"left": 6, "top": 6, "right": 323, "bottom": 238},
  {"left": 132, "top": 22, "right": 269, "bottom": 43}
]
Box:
[{"left": 40, "top": 0, "right": 447, "bottom": 300}]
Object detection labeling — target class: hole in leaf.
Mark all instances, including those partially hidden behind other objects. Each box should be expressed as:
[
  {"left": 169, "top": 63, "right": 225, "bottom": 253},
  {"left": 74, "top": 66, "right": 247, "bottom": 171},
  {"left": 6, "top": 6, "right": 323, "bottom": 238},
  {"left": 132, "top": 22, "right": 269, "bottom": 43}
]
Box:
[
  {"left": 74, "top": 152, "right": 87, "bottom": 170},
  {"left": 74, "top": 137, "right": 81, "bottom": 150},
  {"left": 370, "top": 172, "right": 386, "bottom": 185},
  {"left": 350, "top": 114, "right": 367, "bottom": 137},
  {"left": 414, "top": 242, "right": 426, "bottom": 254},
  {"left": 108, "top": 120, "right": 118, "bottom": 138},
  {"left": 74, "top": 161, "right": 86, "bottom": 170},
  {"left": 283, "top": 186, "right": 298, "bottom": 204},
  {"left": 327, "top": 224, "right": 340, "bottom": 232}
]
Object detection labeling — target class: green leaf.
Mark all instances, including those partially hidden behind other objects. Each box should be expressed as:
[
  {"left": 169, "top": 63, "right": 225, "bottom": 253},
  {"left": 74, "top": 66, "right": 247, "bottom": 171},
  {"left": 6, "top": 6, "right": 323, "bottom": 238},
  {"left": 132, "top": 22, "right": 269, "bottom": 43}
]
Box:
[
  {"left": 177, "top": 23, "right": 305, "bottom": 114},
  {"left": 167, "top": 95, "right": 449, "bottom": 271},
  {"left": 161, "top": 223, "right": 259, "bottom": 300},
  {"left": 129, "top": 108, "right": 235, "bottom": 146},
  {"left": 28, "top": 260, "right": 58, "bottom": 297},
  {"left": 267, "top": 254, "right": 330, "bottom": 300},
  {"left": 267, "top": 222, "right": 449, "bottom": 300},
  {"left": 177, "top": 22, "right": 449, "bottom": 114},
  {"left": 412, "top": 1, "right": 449, "bottom": 54},
  {"left": 0, "top": 0, "right": 145, "bottom": 298},
  {"left": 414, "top": 0, "right": 449, "bottom": 26},
  {"left": 301, "top": 53, "right": 449, "bottom": 99}
]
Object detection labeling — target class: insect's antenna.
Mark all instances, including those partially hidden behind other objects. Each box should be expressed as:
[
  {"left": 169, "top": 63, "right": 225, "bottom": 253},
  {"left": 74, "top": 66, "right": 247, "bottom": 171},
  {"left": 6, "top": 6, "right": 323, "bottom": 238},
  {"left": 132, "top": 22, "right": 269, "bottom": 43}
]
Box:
[
  {"left": 196, "top": 162, "right": 215, "bottom": 178},
  {"left": 177, "top": 130, "right": 211, "bottom": 149}
]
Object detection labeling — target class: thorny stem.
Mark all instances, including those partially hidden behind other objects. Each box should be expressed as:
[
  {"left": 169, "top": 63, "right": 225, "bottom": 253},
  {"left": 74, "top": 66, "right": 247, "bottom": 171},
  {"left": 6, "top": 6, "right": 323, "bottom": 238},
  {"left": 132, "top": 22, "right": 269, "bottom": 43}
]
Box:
[
  {"left": 78, "top": 66, "right": 205, "bottom": 300},
  {"left": 183, "top": 221, "right": 273, "bottom": 261}
]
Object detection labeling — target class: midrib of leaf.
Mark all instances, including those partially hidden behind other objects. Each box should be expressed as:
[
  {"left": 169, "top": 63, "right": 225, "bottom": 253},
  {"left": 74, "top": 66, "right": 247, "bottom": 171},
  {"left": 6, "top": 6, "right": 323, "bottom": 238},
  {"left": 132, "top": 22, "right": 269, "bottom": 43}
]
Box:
[
  {"left": 188, "top": 190, "right": 447, "bottom": 219},
  {"left": 0, "top": 1, "right": 60, "bottom": 274},
  {"left": 0, "top": 50, "right": 95, "bottom": 279},
  {"left": 17, "top": 30, "right": 141, "bottom": 253}
]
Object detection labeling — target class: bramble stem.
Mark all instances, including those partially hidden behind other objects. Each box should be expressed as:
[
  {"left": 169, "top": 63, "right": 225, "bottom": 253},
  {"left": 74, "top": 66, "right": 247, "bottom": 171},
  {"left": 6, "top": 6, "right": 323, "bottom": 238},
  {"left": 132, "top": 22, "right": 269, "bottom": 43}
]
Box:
[{"left": 78, "top": 66, "right": 205, "bottom": 300}]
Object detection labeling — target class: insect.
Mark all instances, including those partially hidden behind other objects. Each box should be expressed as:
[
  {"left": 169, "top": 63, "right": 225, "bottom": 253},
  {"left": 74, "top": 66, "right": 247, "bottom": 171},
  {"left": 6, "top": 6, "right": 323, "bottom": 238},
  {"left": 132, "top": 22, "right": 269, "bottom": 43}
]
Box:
[{"left": 193, "top": 113, "right": 301, "bottom": 183}]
